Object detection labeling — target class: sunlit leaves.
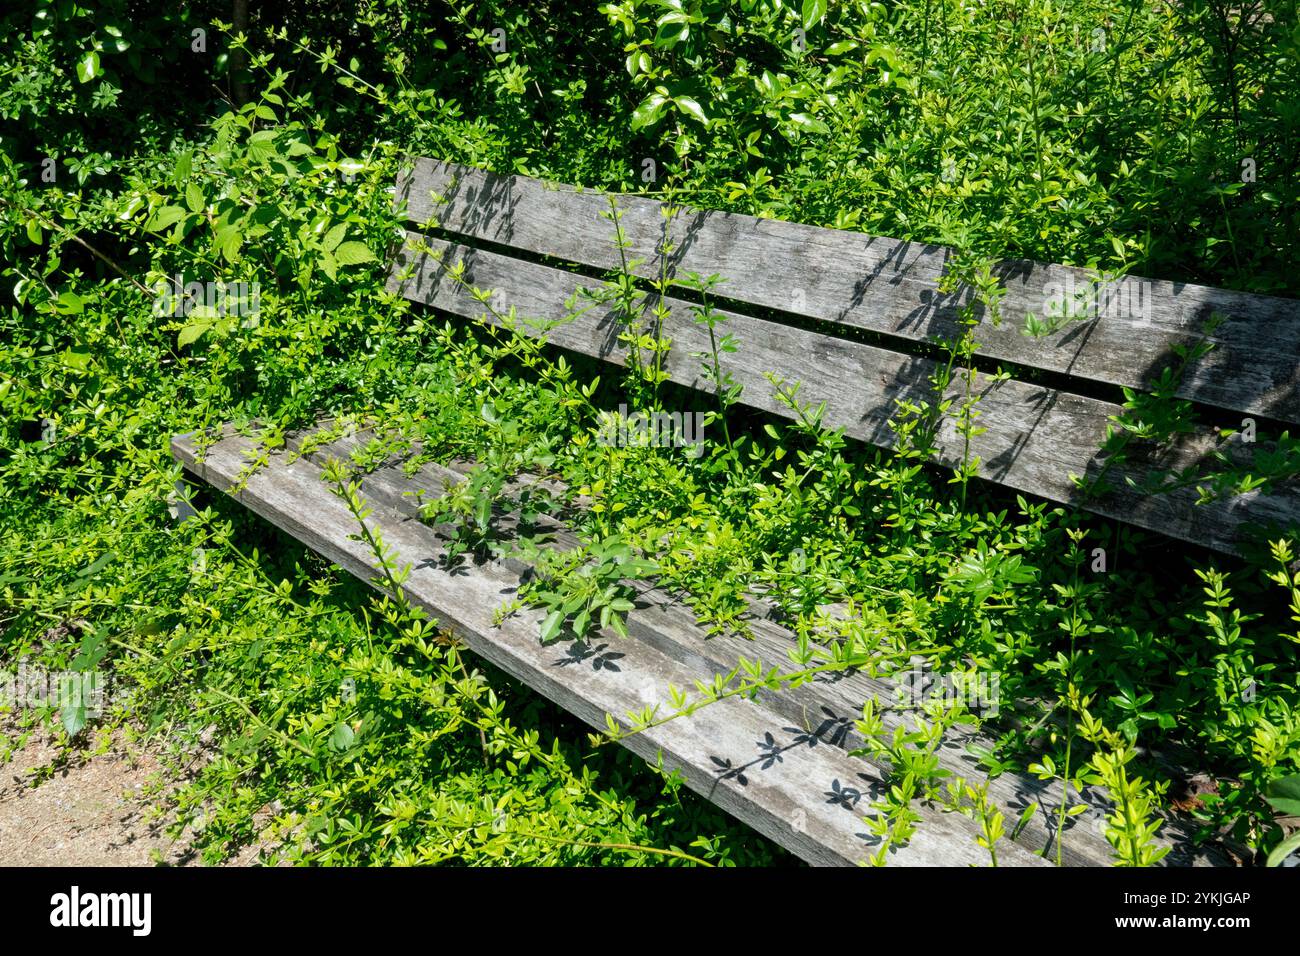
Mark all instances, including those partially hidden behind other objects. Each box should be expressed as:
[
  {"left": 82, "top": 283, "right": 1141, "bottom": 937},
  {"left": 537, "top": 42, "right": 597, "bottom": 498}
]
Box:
[
  {"left": 801, "top": 0, "right": 827, "bottom": 31},
  {"left": 75, "top": 51, "right": 100, "bottom": 84}
]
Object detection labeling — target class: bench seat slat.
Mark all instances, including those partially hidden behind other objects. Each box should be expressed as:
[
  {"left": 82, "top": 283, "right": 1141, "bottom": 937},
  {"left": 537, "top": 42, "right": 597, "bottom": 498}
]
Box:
[
  {"left": 285, "top": 426, "right": 1230, "bottom": 867},
  {"left": 171, "top": 428, "right": 1052, "bottom": 867}
]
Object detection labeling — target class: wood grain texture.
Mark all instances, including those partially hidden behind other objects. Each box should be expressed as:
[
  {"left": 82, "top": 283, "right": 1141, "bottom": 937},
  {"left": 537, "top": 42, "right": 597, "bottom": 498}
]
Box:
[
  {"left": 388, "top": 233, "right": 1300, "bottom": 555},
  {"left": 395, "top": 158, "right": 1300, "bottom": 424},
  {"left": 283, "top": 424, "right": 1233, "bottom": 867},
  {"left": 172, "top": 428, "right": 1051, "bottom": 867}
]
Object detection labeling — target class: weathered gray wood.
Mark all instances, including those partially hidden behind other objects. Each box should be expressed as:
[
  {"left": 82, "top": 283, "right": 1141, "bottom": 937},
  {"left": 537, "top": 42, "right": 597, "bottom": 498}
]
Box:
[
  {"left": 288, "top": 425, "right": 1234, "bottom": 867},
  {"left": 388, "top": 232, "right": 1300, "bottom": 555},
  {"left": 395, "top": 158, "right": 1300, "bottom": 425},
  {"left": 173, "top": 428, "right": 1050, "bottom": 867}
]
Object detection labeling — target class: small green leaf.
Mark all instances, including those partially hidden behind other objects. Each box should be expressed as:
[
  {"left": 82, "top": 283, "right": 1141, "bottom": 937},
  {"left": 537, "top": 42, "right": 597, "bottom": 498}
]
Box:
[
  {"left": 1267, "top": 830, "right": 1300, "bottom": 867},
  {"left": 328, "top": 722, "right": 356, "bottom": 752},
  {"left": 788, "top": 112, "right": 830, "bottom": 134},
  {"left": 60, "top": 345, "right": 92, "bottom": 370},
  {"left": 177, "top": 323, "right": 208, "bottom": 347},
  {"left": 146, "top": 205, "right": 187, "bottom": 233},
  {"left": 76, "top": 552, "right": 116, "bottom": 579},
  {"left": 654, "top": 15, "right": 690, "bottom": 48},
  {"left": 674, "top": 95, "right": 708, "bottom": 126},
  {"left": 540, "top": 609, "right": 564, "bottom": 642},
  {"left": 185, "top": 181, "right": 205, "bottom": 214},
  {"left": 322, "top": 222, "right": 347, "bottom": 252},
  {"left": 1265, "top": 773, "right": 1300, "bottom": 817},
  {"left": 76, "top": 51, "right": 101, "bottom": 84},
  {"left": 572, "top": 608, "right": 591, "bottom": 636},
  {"left": 54, "top": 292, "right": 85, "bottom": 315},
  {"left": 334, "top": 240, "right": 375, "bottom": 266},
  {"left": 801, "top": 0, "right": 827, "bottom": 30},
  {"left": 247, "top": 129, "right": 279, "bottom": 163},
  {"left": 216, "top": 225, "right": 243, "bottom": 262},
  {"left": 61, "top": 698, "right": 87, "bottom": 737},
  {"left": 631, "top": 91, "right": 669, "bottom": 131}
]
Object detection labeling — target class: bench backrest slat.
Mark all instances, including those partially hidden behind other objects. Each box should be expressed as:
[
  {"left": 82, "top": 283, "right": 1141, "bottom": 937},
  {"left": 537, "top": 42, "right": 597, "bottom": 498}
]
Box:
[
  {"left": 396, "top": 158, "right": 1300, "bottom": 426},
  {"left": 388, "top": 232, "right": 1295, "bottom": 556},
  {"left": 388, "top": 159, "right": 1300, "bottom": 555}
]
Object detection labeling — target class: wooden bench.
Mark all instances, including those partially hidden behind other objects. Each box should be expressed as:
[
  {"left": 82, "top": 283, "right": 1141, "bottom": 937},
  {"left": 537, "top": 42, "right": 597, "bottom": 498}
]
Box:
[{"left": 171, "top": 157, "right": 1300, "bottom": 866}]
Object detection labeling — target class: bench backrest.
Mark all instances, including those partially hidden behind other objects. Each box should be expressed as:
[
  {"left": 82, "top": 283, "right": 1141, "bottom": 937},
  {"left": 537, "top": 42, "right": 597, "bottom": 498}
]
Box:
[{"left": 387, "top": 158, "right": 1300, "bottom": 556}]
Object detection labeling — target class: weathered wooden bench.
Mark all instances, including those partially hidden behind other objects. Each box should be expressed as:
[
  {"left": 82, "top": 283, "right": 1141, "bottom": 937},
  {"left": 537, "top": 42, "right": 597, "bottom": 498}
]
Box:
[{"left": 172, "top": 157, "right": 1300, "bottom": 866}]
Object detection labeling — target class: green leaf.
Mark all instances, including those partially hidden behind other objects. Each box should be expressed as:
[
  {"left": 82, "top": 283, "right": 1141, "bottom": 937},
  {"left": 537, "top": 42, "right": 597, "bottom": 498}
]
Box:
[
  {"left": 247, "top": 129, "right": 279, "bottom": 163},
  {"left": 1265, "top": 773, "right": 1300, "bottom": 817},
  {"left": 1266, "top": 829, "right": 1300, "bottom": 867},
  {"left": 539, "top": 609, "right": 564, "bottom": 642},
  {"left": 654, "top": 15, "right": 690, "bottom": 48},
  {"left": 146, "top": 205, "right": 187, "bottom": 232},
  {"left": 60, "top": 345, "right": 92, "bottom": 370},
  {"left": 177, "top": 323, "right": 208, "bottom": 347},
  {"left": 72, "top": 626, "right": 108, "bottom": 671},
  {"left": 1013, "top": 803, "right": 1038, "bottom": 837},
  {"left": 788, "top": 112, "right": 830, "bottom": 134},
  {"left": 572, "top": 608, "right": 591, "bottom": 636},
  {"left": 334, "top": 241, "right": 375, "bottom": 266},
  {"left": 61, "top": 698, "right": 87, "bottom": 737},
  {"left": 474, "top": 495, "right": 492, "bottom": 531},
  {"left": 25, "top": 219, "right": 42, "bottom": 244},
  {"left": 76, "top": 51, "right": 101, "bottom": 84},
  {"left": 328, "top": 722, "right": 356, "bottom": 752},
  {"left": 322, "top": 222, "right": 347, "bottom": 252},
  {"left": 185, "top": 181, "right": 205, "bottom": 214},
  {"left": 801, "top": 0, "right": 827, "bottom": 30},
  {"left": 76, "top": 552, "right": 116, "bottom": 579},
  {"left": 674, "top": 95, "right": 708, "bottom": 126},
  {"left": 54, "top": 292, "right": 85, "bottom": 315},
  {"left": 630, "top": 91, "right": 669, "bottom": 131},
  {"left": 216, "top": 224, "right": 243, "bottom": 262}
]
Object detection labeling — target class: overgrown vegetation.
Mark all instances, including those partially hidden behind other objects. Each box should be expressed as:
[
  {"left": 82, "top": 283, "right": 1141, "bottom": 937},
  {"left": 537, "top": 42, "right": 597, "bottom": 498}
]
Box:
[{"left": 2, "top": 0, "right": 1299, "bottom": 866}]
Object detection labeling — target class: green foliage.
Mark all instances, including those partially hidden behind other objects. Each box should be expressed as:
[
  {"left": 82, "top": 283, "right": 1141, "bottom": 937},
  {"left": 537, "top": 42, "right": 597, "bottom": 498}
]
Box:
[
  {"left": 4, "top": 1, "right": 1300, "bottom": 869},
  {"left": 520, "top": 537, "right": 656, "bottom": 643}
]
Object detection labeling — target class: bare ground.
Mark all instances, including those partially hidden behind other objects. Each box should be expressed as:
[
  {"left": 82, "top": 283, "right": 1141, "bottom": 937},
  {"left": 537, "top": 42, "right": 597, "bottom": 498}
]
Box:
[{"left": 0, "top": 716, "right": 263, "bottom": 866}]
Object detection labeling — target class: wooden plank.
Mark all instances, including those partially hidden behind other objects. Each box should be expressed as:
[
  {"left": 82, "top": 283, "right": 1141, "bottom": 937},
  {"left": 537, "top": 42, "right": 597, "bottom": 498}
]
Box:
[
  {"left": 387, "top": 233, "right": 1300, "bottom": 555},
  {"left": 172, "top": 428, "right": 1050, "bottom": 867},
  {"left": 289, "top": 425, "right": 1234, "bottom": 867},
  {"left": 395, "top": 158, "right": 1300, "bottom": 425}
]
